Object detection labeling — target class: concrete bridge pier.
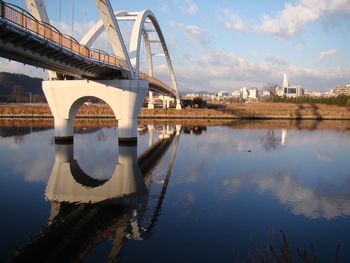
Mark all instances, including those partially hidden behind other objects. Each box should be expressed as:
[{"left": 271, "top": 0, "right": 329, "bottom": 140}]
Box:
[
  {"left": 147, "top": 91, "right": 155, "bottom": 109},
  {"left": 43, "top": 79, "right": 148, "bottom": 145},
  {"left": 53, "top": 118, "right": 74, "bottom": 143},
  {"left": 160, "top": 95, "right": 175, "bottom": 109},
  {"left": 161, "top": 96, "right": 167, "bottom": 109},
  {"left": 176, "top": 99, "right": 182, "bottom": 110}
]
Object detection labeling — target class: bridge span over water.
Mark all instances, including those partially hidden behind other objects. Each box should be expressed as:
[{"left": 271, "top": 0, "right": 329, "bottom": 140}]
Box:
[{"left": 0, "top": 0, "right": 182, "bottom": 144}]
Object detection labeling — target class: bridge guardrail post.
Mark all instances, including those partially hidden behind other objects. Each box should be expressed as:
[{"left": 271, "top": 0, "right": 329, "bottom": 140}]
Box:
[
  {"left": 20, "top": 9, "right": 24, "bottom": 27},
  {"left": 44, "top": 24, "right": 47, "bottom": 39},
  {"left": 0, "top": 1, "right": 4, "bottom": 19},
  {"left": 35, "top": 17, "right": 39, "bottom": 34}
]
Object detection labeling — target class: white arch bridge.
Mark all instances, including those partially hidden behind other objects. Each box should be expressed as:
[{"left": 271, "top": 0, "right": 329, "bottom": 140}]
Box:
[{"left": 0, "top": 0, "right": 182, "bottom": 144}]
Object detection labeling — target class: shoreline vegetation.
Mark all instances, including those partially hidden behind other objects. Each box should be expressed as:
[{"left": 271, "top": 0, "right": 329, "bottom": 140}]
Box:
[
  {"left": 1, "top": 118, "right": 350, "bottom": 132},
  {"left": 0, "top": 103, "right": 349, "bottom": 120}
]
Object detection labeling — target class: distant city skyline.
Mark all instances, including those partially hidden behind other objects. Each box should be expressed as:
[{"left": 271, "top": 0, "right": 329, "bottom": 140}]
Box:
[{"left": 0, "top": 0, "right": 349, "bottom": 92}]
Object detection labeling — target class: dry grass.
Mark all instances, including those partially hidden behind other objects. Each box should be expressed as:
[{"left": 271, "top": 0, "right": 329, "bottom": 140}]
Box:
[
  {"left": 247, "top": 231, "right": 341, "bottom": 263},
  {"left": 0, "top": 118, "right": 117, "bottom": 130},
  {"left": 0, "top": 103, "right": 349, "bottom": 120}
]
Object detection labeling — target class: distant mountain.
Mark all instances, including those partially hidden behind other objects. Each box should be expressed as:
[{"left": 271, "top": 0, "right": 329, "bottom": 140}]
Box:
[
  {"left": 0, "top": 72, "right": 216, "bottom": 102},
  {"left": 0, "top": 72, "right": 44, "bottom": 102}
]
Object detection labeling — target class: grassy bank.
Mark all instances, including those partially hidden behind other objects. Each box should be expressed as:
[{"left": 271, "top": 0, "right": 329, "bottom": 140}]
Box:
[
  {"left": 141, "top": 103, "right": 350, "bottom": 120},
  {"left": 0, "top": 103, "right": 349, "bottom": 120},
  {"left": 2, "top": 118, "right": 350, "bottom": 132}
]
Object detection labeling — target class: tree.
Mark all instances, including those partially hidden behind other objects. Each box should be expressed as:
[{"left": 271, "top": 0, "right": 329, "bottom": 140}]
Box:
[{"left": 263, "top": 83, "right": 279, "bottom": 94}]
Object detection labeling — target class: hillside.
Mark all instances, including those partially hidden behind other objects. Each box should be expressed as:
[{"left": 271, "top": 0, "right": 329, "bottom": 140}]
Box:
[{"left": 0, "top": 72, "right": 44, "bottom": 102}]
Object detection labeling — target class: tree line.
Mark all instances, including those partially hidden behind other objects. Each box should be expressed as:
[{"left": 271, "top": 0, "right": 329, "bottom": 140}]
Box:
[
  {"left": 0, "top": 85, "right": 46, "bottom": 103},
  {"left": 269, "top": 95, "right": 350, "bottom": 107}
]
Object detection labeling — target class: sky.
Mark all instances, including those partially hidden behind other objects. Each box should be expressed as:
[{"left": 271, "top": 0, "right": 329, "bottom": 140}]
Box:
[{"left": 1, "top": 0, "right": 350, "bottom": 92}]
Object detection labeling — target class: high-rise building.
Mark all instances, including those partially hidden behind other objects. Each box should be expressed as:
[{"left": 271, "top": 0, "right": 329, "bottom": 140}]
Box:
[
  {"left": 331, "top": 85, "right": 350, "bottom": 96},
  {"left": 283, "top": 73, "right": 289, "bottom": 88},
  {"left": 280, "top": 73, "right": 304, "bottom": 97}
]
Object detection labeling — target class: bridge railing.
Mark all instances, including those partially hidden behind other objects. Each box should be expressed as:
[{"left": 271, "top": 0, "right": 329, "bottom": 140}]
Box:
[
  {"left": 139, "top": 72, "right": 177, "bottom": 97},
  {"left": 0, "top": 1, "right": 129, "bottom": 70}
]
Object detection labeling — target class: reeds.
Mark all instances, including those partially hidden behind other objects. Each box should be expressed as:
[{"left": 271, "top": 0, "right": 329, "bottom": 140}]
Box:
[{"left": 256, "top": 231, "right": 342, "bottom": 263}]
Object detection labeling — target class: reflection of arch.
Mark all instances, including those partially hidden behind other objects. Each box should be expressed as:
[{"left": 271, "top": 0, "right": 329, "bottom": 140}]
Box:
[
  {"left": 46, "top": 125, "right": 180, "bottom": 204},
  {"left": 14, "top": 126, "right": 181, "bottom": 262},
  {"left": 80, "top": 10, "right": 181, "bottom": 102},
  {"left": 46, "top": 144, "right": 146, "bottom": 204},
  {"left": 70, "top": 160, "right": 108, "bottom": 188}
]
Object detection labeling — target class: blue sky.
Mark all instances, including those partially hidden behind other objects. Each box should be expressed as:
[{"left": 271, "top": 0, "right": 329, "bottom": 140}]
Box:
[{"left": 1, "top": 0, "right": 350, "bottom": 92}]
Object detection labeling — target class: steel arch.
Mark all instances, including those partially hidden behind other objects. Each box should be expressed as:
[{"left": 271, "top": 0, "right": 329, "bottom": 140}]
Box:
[{"left": 80, "top": 10, "right": 180, "bottom": 101}]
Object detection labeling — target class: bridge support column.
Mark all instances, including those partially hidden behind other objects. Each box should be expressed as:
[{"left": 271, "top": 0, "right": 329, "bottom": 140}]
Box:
[
  {"left": 161, "top": 96, "right": 167, "bottom": 109},
  {"left": 166, "top": 100, "right": 171, "bottom": 109},
  {"left": 54, "top": 119, "right": 73, "bottom": 144},
  {"left": 118, "top": 118, "right": 139, "bottom": 146},
  {"left": 160, "top": 96, "right": 175, "bottom": 109},
  {"left": 43, "top": 79, "right": 148, "bottom": 145},
  {"left": 147, "top": 91, "right": 155, "bottom": 109},
  {"left": 176, "top": 99, "right": 182, "bottom": 110}
]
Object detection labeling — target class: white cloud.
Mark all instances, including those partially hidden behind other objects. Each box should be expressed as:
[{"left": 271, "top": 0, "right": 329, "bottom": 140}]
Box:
[
  {"left": 154, "top": 49, "right": 350, "bottom": 92},
  {"left": 3, "top": 46, "right": 348, "bottom": 93},
  {"left": 171, "top": 22, "right": 210, "bottom": 47},
  {"left": 220, "top": 10, "right": 249, "bottom": 33},
  {"left": 252, "top": 172, "right": 350, "bottom": 219},
  {"left": 175, "top": 0, "right": 198, "bottom": 15},
  {"left": 319, "top": 49, "right": 337, "bottom": 60},
  {"left": 255, "top": 0, "right": 350, "bottom": 38},
  {"left": 264, "top": 55, "right": 288, "bottom": 66},
  {"left": 51, "top": 20, "right": 96, "bottom": 42},
  {"left": 159, "top": 3, "right": 169, "bottom": 13},
  {"left": 315, "top": 151, "right": 332, "bottom": 162},
  {"left": 219, "top": 0, "right": 350, "bottom": 38}
]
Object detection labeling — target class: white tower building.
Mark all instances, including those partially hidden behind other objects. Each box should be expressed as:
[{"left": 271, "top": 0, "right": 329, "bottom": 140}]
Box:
[{"left": 283, "top": 73, "right": 289, "bottom": 88}]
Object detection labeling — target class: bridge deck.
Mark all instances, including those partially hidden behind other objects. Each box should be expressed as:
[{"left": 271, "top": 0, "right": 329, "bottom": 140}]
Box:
[{"left": 0, "top": 1, "right": 177, "bottom": 97}]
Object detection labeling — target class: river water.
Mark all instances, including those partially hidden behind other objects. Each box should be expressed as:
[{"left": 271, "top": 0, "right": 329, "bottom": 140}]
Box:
[{"left": 0, "top": 119, "right": 349, "bottom": 262}]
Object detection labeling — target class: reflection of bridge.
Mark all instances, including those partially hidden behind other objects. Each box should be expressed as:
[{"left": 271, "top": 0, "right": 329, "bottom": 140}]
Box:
[
  {"left": 0, "top": 0, "right": 182, "bottom": 145},
  {"left": 12, "top": 125, "right": 181, "bottom": 262}
]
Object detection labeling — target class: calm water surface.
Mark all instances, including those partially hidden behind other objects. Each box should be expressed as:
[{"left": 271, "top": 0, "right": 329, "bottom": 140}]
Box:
[{"left": 0, "top": 120, "right": 349, "bottom": 262}]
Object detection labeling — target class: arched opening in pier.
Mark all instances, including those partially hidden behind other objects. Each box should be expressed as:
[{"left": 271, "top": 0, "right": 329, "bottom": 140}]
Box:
[{"left": 70, "top": 96, "right": 118, "bottom": 181}]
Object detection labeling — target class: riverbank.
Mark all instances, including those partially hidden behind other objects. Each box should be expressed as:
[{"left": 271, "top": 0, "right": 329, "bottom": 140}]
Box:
[
  {"left": 0, "top": 103, "right": 349, "bottom": 120},
  {"left": 1, "top": 118, "right": 350, "bottom": 133}
]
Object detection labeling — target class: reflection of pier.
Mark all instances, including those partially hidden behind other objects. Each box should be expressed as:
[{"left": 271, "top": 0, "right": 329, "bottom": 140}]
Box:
[
  {"left": 46, "top": 145, "right": 147, "bottom": 205},
  {"left": 12, "top": 125, "right": 181, "bottom": 262}
]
